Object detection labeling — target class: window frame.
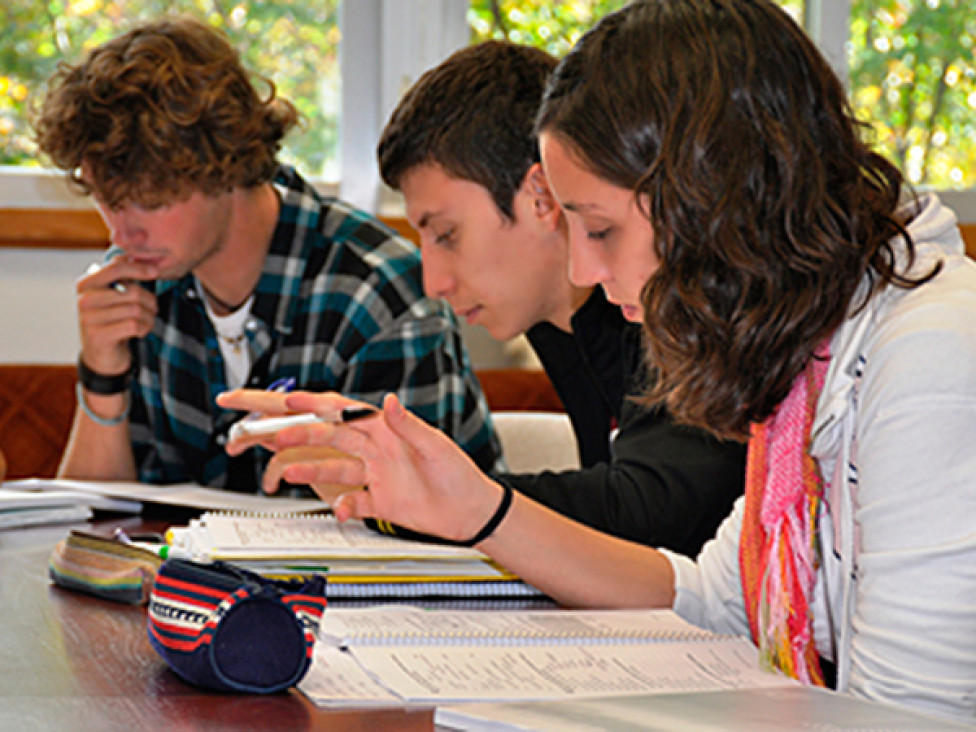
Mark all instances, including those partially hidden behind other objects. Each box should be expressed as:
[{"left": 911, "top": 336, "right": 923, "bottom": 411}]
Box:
[{"left": 0, "top": 0, "right": 973, "bottom": 222}]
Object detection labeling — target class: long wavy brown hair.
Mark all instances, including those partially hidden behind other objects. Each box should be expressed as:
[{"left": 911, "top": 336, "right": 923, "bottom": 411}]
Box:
[
  {"left": 537, "top": 0, "right": 935, "bottom": 441},
  {"left": 32, "top": 17, "right": 298, "bottom": 210}
]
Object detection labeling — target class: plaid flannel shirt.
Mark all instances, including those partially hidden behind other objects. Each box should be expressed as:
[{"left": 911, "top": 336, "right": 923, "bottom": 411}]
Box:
[{"left": 125, "top": 165, "right": 501, "bottom": 492}]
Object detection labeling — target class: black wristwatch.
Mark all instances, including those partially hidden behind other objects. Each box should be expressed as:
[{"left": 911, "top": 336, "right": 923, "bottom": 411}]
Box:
[{"left": 77, "top": 355, "right": 134, "bottom": 395}]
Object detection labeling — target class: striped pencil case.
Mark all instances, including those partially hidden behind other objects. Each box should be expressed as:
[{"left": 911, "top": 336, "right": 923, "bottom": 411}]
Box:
[
  {"left": 49, "top": 529, "right": 162, "bottom": 604},
  {"left": 148, "top": 559, "right": 327, "bottom": 693}
]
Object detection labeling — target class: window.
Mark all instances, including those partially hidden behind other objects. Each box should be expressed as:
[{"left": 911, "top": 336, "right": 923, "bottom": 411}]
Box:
[
  {"left": 466, "top": 0, "right": 975, "bottom": 219},
  {"left": 469, "top": 1, "right": 632, "bottom": 55},
  {"left": 0, "top": 0, "right": 340, "bottom": 178},
  {"left": 469, "top": 0, "right": 805, "bottom": 51},
  {"left": 849, "top": 0, "right": 976, "bottom": 189},
  {"left": 0, "top": 1, "right": 973, "bottom": 218}
]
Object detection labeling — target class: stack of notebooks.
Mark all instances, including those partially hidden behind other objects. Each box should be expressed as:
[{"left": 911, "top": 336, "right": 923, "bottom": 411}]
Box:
[{"left": 166, "top": 512, "right": 544, "bottom": 600}]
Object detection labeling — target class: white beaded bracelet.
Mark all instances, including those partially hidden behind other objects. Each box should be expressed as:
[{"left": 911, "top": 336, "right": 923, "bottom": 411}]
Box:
[{"left": 75, "top": 381, "right": 130, "bottom": 427}]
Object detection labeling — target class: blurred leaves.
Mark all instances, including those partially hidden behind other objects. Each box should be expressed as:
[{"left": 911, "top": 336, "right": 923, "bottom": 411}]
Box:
[
  {"left": 468, "top": 0, "right": 806, "bottom": 54},
  {"left": 850, "top": 0, "right": 976, "bottom": 188},
  {"left": 0, "top": 0, "right": 340, "bottom": 178},
  {"left": 2, "top": 1, "right": 973, "bottom": 190},
  {"left": 468, "top": 0, "right": 631, "bottom": 56},
  {"left": 469, "top": 0, "right": 973, "bottom": 190}
]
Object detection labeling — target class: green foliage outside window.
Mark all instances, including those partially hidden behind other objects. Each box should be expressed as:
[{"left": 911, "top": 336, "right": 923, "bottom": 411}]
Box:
[
  {"left": 1, "top": 1, "right": 972, "bottom": 190},
  {"left": 849, "top": 0, "right": 976, "bottom": 188},
  {"left": 0, "top": 0, "right": 340, "bottom": 178},
  {"left": 468, "top": 0, "right": 632, "bottom": 57},
  {"left": 468, "top": 0, "right": 805, "bottom": 53},
  {"left": 470, "top": 0, "right": 973, "bottom": 190}
]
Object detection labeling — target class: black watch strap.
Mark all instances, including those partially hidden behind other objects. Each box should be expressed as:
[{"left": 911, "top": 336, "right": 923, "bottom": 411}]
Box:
[{"left": 77, "top": 355, "right": 133, "bottom": 395}]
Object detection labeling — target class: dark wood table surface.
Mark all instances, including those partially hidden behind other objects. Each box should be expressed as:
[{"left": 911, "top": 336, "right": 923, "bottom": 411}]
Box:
[{"left": 0, "top": 513, "right": 436, "bottom": 731}]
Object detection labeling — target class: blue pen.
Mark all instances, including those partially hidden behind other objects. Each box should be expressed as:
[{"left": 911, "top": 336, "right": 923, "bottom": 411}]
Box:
[
  {"left": 266, "top": 377, "right": 296, "bottom": 394},
  {"left": 230, "top": 376, "right": 297, "bottom": 435}
]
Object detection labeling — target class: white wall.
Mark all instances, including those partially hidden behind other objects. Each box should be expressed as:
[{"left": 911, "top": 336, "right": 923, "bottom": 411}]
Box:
[{"left": 0, "top": 248, "right": 88, "bottom": 363}]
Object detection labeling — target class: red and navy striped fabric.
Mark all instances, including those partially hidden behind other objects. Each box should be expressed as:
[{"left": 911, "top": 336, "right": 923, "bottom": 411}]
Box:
[{"left": 148, "top": 560, "right": 326, "bottom": 693}]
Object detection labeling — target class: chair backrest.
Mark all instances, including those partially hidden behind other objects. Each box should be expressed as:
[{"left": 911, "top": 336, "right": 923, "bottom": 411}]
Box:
[
  {"left": 961, "top": 223, "right": 975, "bottom": 260},
  {"left": 0, "top": 364, "right": 566, "bottom": 480},
  {"left": 491, "top": 411, "right": 581, "bottom": 474},
  {"left": 0, "top": 364, "right": 76, "bottom": 480}
]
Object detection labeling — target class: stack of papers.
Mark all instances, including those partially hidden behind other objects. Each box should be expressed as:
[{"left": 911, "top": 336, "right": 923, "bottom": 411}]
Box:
[
  {"left": 3, "top": 478, "right": 327, "bottom": 514},
  {"left": 434, "top": 687, "right": 974, "bottom": 732},
  {"left": 0, "top": 486, "right": 140, "bottom": 529},
  {"left": 167, "top": 513, "right": 544, "bottom": 600}
]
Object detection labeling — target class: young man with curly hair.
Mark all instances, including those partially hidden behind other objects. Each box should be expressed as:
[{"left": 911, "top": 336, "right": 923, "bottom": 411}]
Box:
[{"left": 33, "top": 17, "right": 501, "bottom": 493}]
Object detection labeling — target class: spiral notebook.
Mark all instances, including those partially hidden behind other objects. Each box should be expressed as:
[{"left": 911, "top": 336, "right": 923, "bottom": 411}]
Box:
[
  {"left": 317, "top": 605, "right": 716, "bottom": 647},
  {"left": 299, "top": 605, "right": 797, "bottom": 708},
  {"left": 172, "top": 512, "right": 485, "bottom": 560},
  {"left": 167, "top": 514, "right": 544, "bottom": 599}
]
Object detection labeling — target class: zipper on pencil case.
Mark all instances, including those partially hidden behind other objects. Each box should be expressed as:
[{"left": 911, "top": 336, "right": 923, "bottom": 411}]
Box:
[{"left": 159, "top": 559, "right": 261, "bottom": 593}]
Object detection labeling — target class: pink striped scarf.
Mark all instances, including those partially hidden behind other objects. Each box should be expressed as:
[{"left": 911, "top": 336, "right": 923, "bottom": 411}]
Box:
[{"left": 739, "top": 342, "right": 830, "bottom": 685}]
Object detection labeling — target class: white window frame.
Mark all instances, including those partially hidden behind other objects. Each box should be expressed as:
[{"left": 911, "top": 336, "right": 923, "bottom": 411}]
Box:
[
  {"left": 0, "top": 0, "right": 467, "bottom": 214},
  {"left": 1, "top": 0, "right": 973, "bottom": 221}
]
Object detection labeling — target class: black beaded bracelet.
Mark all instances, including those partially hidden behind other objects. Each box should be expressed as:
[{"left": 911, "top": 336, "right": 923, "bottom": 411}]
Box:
[
  {"left": 458, "top": 483, "right": 514, "bottom": 547},
  {"left": 77, "top": 355, "right": 133, "bottom": 395}
]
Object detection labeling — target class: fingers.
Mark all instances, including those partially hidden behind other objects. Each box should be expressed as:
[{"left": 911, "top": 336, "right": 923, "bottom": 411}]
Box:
[
  {"left": 333, "top": 489, "right": 376, "bottom": 522},
  {"left": 284, "top": 391, "right": 365, "bottom": 416},
  {"left": 263, "top": 445, "right": 345, "bottom": 494},
  {"left": 217, "top": 388, "right": 293, "bottom": 415},
  {"left": 218, "top": 389, "right": 369, "bottom": 419},
  {"left": 262, "top": 447, "right": 363, "bottom": 505},
  {"left": 224, "top": 430, "right": 280, "bottom": 457},
  {"left": 381, "top": 393, "right": 455, "bottom": 453},
  {"left": 278, "top": 448, "right": 367, "bottom": 490},
  {"left": 79, "top": 257, "right": 158, "bottom": 291},
  {"left": 220, "top": 390, "right": 375, "bottom": 458},
  {"left": 78, "top": 293, "right": 156, "bottom": 345},
  {"left": 77, "top": 258, "right": 158, "bottom": 374},
  {"left": 220, "top": 390, "right": 295, "bottom": 456}
]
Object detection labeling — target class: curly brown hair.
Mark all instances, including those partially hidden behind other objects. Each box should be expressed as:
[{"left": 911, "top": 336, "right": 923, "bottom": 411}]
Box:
[
  {"left": 32, "top": 16, "right": 298, "bottom": 210},
  {"left": 537, "top": 0, "right": 935, "bottom": 441}
]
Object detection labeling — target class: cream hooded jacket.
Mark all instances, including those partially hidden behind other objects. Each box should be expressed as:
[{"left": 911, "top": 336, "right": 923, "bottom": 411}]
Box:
[{"left": 661, "top": 194, "right": 976, "bottom": 725}]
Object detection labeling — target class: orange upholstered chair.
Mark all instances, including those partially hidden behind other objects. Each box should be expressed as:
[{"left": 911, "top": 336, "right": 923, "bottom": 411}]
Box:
[
  {"left": 0, "top": 364, "right": 562, "bottom": 481},
  {"left": 0, "top": 364, "right": 77, "bottom": 480}
]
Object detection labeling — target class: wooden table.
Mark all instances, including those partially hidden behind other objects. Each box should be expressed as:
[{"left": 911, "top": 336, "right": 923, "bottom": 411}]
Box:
[{"left": 0, "top": 515, "right": 435, "bottom": 730}]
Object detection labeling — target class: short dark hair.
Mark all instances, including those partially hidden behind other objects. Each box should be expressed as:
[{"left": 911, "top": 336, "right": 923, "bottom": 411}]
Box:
[
  {"left": 538, "top": 0, "right": 928, "bottom": 440},
  {"left": 33, "top": 16, "right": 298, "bottom": 210},
  {"left": 378, "top": 40, "right": 557, "bottom": 221}
]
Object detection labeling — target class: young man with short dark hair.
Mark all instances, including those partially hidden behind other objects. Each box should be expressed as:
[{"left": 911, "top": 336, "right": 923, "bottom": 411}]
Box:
[{"left": 375, "top": 41, "right": 745, "bottom": 552}]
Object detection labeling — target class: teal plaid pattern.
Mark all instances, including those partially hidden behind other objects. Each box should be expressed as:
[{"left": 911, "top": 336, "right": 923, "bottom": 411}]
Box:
[{"left": 125, "top": 166, "right": 501, "bottom": 492}]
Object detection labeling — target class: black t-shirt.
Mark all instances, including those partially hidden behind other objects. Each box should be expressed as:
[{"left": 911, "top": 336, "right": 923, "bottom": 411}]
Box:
[{"left": 503, "top": 289, "right": 746, "bottom": 557}]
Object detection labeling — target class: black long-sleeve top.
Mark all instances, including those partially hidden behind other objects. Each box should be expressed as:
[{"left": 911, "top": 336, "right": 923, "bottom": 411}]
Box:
[{"left": 500, "top": 289, "right": 746, "bottom": 557}]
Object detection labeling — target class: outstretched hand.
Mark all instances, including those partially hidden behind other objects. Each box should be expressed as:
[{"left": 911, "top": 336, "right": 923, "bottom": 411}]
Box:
[
  {"left": 275, "top": 392, "right": 504, "bottom": 544},
  {"left": 217, "top": 388, "right": 367, "bottom": 500}
]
